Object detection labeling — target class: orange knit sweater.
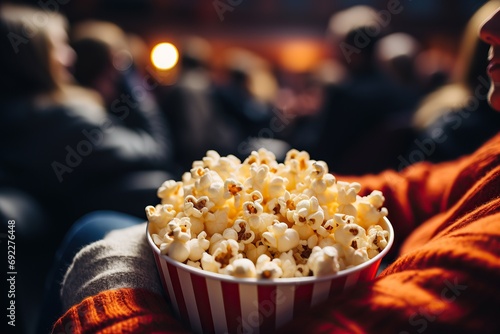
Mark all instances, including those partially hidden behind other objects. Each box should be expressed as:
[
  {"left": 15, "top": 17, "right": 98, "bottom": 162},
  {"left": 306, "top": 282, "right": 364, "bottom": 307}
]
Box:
[{"left": 52, "top": 133, "right": 500, "bottom": 334}]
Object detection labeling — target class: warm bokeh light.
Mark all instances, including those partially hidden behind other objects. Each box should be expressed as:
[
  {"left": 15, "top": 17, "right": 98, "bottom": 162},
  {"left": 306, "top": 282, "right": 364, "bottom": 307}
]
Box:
[
  {"left": 278, "top": 40, "right": 324, "bottom": 73},
  {"left": 151, "top": 42, "right": 179, "bottom": 70}
]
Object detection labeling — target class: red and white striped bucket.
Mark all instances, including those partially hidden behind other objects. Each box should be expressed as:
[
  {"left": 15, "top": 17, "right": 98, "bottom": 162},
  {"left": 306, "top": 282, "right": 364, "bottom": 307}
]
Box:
[{"left": 147, "top": 217, "right": 393, "bottom": 334}]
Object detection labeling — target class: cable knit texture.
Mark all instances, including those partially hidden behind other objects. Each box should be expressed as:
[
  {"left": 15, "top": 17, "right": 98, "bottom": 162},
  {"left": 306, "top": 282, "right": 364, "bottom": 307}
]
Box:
[
  {"left": 53, "top": 134, "right": 500, "bottom": 334},
  {"left": 53, "top": 288, "right": 190, "bottom": 334},
  {"left": 59, "top": 223, "right": 163, "bottom": 312}
]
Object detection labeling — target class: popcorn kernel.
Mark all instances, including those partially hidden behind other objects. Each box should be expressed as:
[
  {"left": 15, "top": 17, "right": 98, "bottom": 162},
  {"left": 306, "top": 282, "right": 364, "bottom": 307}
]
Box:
[{"left": 147, "top": 148, "right": 389, "bottom": 278}]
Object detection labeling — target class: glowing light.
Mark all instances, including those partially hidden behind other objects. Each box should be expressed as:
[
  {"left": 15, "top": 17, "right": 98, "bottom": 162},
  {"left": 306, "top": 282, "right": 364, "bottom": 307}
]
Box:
[
  {"left": 151, "top": 42, "right": 179, "bottom": 70},
  {"left": 279, "top": 41, "right": 323, "bottom": 73}
]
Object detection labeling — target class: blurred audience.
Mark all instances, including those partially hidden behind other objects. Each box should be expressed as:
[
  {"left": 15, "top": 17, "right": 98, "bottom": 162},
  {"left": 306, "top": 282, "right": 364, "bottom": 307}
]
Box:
[
  {"left": 0, "top": 4, "right": 176, "bottom": 249},
  {"left": 374, "top": 32, "right": 425, "bottom": 98},
  {"left": 158, "top": 41, "right": 288, "bottom": 171},
  {"left": 291, "top": 5, "right": 420, "bottom": 174},
  {"left": 157, "top": 36, "right": 237, "bottom": 172},
  {"left": 215, "top": 48, "right": 277, "bottom": 126},
  {"left": 71, "top": 20, "right": 127, "bottom": 106},
  {"left": 276, "top": 60, "right": 346, "bottom": 152},
  {"left": 213, "top": 47, "right": 285, "bottom": 158},
  {"left": 70, "top": 20, "right": 178, "bottom": 168},
  {"left": 0, "top": 5, "right": 178, "bottom": 334},
  {"left": 406, "top": 0, "right": 500, "bottom": 163},
  {"left": 413, "top": 46, "right": 454, "bottom": 96},
  {"left": 49, "top": 4, "right": 500, "bottom": 332}
]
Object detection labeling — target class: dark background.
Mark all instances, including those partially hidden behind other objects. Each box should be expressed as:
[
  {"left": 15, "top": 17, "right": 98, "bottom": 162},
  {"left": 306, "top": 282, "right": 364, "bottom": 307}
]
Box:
[
  {"left": 1, "top": 1, "right": 492, "bottom": 334},
  {"left": 8, "top": 0, "right": 490, "bottom": 75}
]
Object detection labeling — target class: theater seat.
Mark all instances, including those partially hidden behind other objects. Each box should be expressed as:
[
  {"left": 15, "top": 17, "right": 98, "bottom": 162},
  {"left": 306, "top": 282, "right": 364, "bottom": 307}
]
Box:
[{"left": 0, "top": 187, "right": 53, "bottom": 334}]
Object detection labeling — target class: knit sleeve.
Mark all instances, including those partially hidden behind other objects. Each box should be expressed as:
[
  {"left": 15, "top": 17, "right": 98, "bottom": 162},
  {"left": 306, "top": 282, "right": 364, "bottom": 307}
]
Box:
[
  {"left": 52, "top": 288, "right": 190, "bottom": 334},
  {"left": 53, "top": 136, "right": 500, "bottom": 333},
  {"left": 59, "top": 223, "right": 164, "bottom": 312},
  {"left": 275, "top": 207, "right": 500, "bottom": 334},
  {"left": 54, "top": 206, "right": 500, "bottom": 334},
  {"left": 338, "top": 134, "right": 500, "bottom": 250},
  {"left": 55, "top": 223, "right": 191, "bottom": 333}
]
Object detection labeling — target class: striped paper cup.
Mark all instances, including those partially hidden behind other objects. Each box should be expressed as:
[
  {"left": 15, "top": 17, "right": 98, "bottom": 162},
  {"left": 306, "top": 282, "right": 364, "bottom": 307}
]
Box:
[{"left": 147, "top": 217, "right": 394, "bottom": 334}]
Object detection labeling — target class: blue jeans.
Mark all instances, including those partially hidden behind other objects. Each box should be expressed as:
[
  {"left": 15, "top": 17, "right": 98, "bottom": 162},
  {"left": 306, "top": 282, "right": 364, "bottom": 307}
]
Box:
[{"left": 35, "top": 210, "right": 143, "bottom": 334}]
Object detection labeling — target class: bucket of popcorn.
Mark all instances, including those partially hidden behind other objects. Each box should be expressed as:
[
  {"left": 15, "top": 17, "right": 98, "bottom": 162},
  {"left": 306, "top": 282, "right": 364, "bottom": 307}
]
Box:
[{"left": 146, "top": 148, "right": 394, "bottom": 334}]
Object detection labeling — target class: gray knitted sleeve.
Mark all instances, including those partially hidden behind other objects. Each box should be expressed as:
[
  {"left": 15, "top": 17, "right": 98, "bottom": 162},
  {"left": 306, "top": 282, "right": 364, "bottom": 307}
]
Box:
[{"left": 60, "top": 222, "right": 164, "bottom": 312}]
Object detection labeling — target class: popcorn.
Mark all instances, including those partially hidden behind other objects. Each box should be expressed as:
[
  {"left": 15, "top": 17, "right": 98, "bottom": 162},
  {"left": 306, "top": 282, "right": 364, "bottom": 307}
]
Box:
[
  {"left": 232, "top": 219, "right": 255, "bottom": 245},
  {"left": 145, "top": 204, "right": 177, "bottom": 231},
  {"left": 186, "top": 231, "right": 210, "bottom": 261},
  {"left": 292, "top": 196, "right": 324, "bottom": 230},
  {"left": 245, "top": 242, "right": 268, "bottom": 263},
  {"left": 147, "top": 148, "right": 390, "bottom": 279},
  {"left": 223, "top": 178, "right": 244, "bottom": 204},
  {"left": 334, "top": 223, "right": 367, "bottom": 248},
  {"left": 344, "top": 247, "right": 370, "bottom": 267},
  {"left": 224, "top": 258, "right": 257, "bottom": 278},
  {"left": 157, "top": 180, "right": 184, "bottom": 206},
  {"left": 279, "top": 250, "right": 299, "bottom": 278},
  {"left": 158, "top": 218, "right": 192, "bottom": 263},
  {"left": 204, "top": 207, "right": 229, "bottom": 236},
  {"left": 201, "top": 252, "right": 220, "bottom": 273},
  {"left": 262, "top": 221, "right": 300, "bottom": 252},
  {"left": 212, "top": 239, "right": 240, "bottom": 268},
  {"left": 256, "top": 254, "right": 283, "bottom": 279},
  {"left": 307, "top": 246, "right": 340, "bottom": 276},
  {"left": 184, "top": 195, "right": 212, "bottom": 218}
]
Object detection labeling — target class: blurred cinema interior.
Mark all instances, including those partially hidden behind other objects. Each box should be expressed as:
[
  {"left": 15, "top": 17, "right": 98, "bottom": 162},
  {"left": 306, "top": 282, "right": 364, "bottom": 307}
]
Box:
[{"left": 1, "top": 1, "right": 498, "bottom": 333}]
